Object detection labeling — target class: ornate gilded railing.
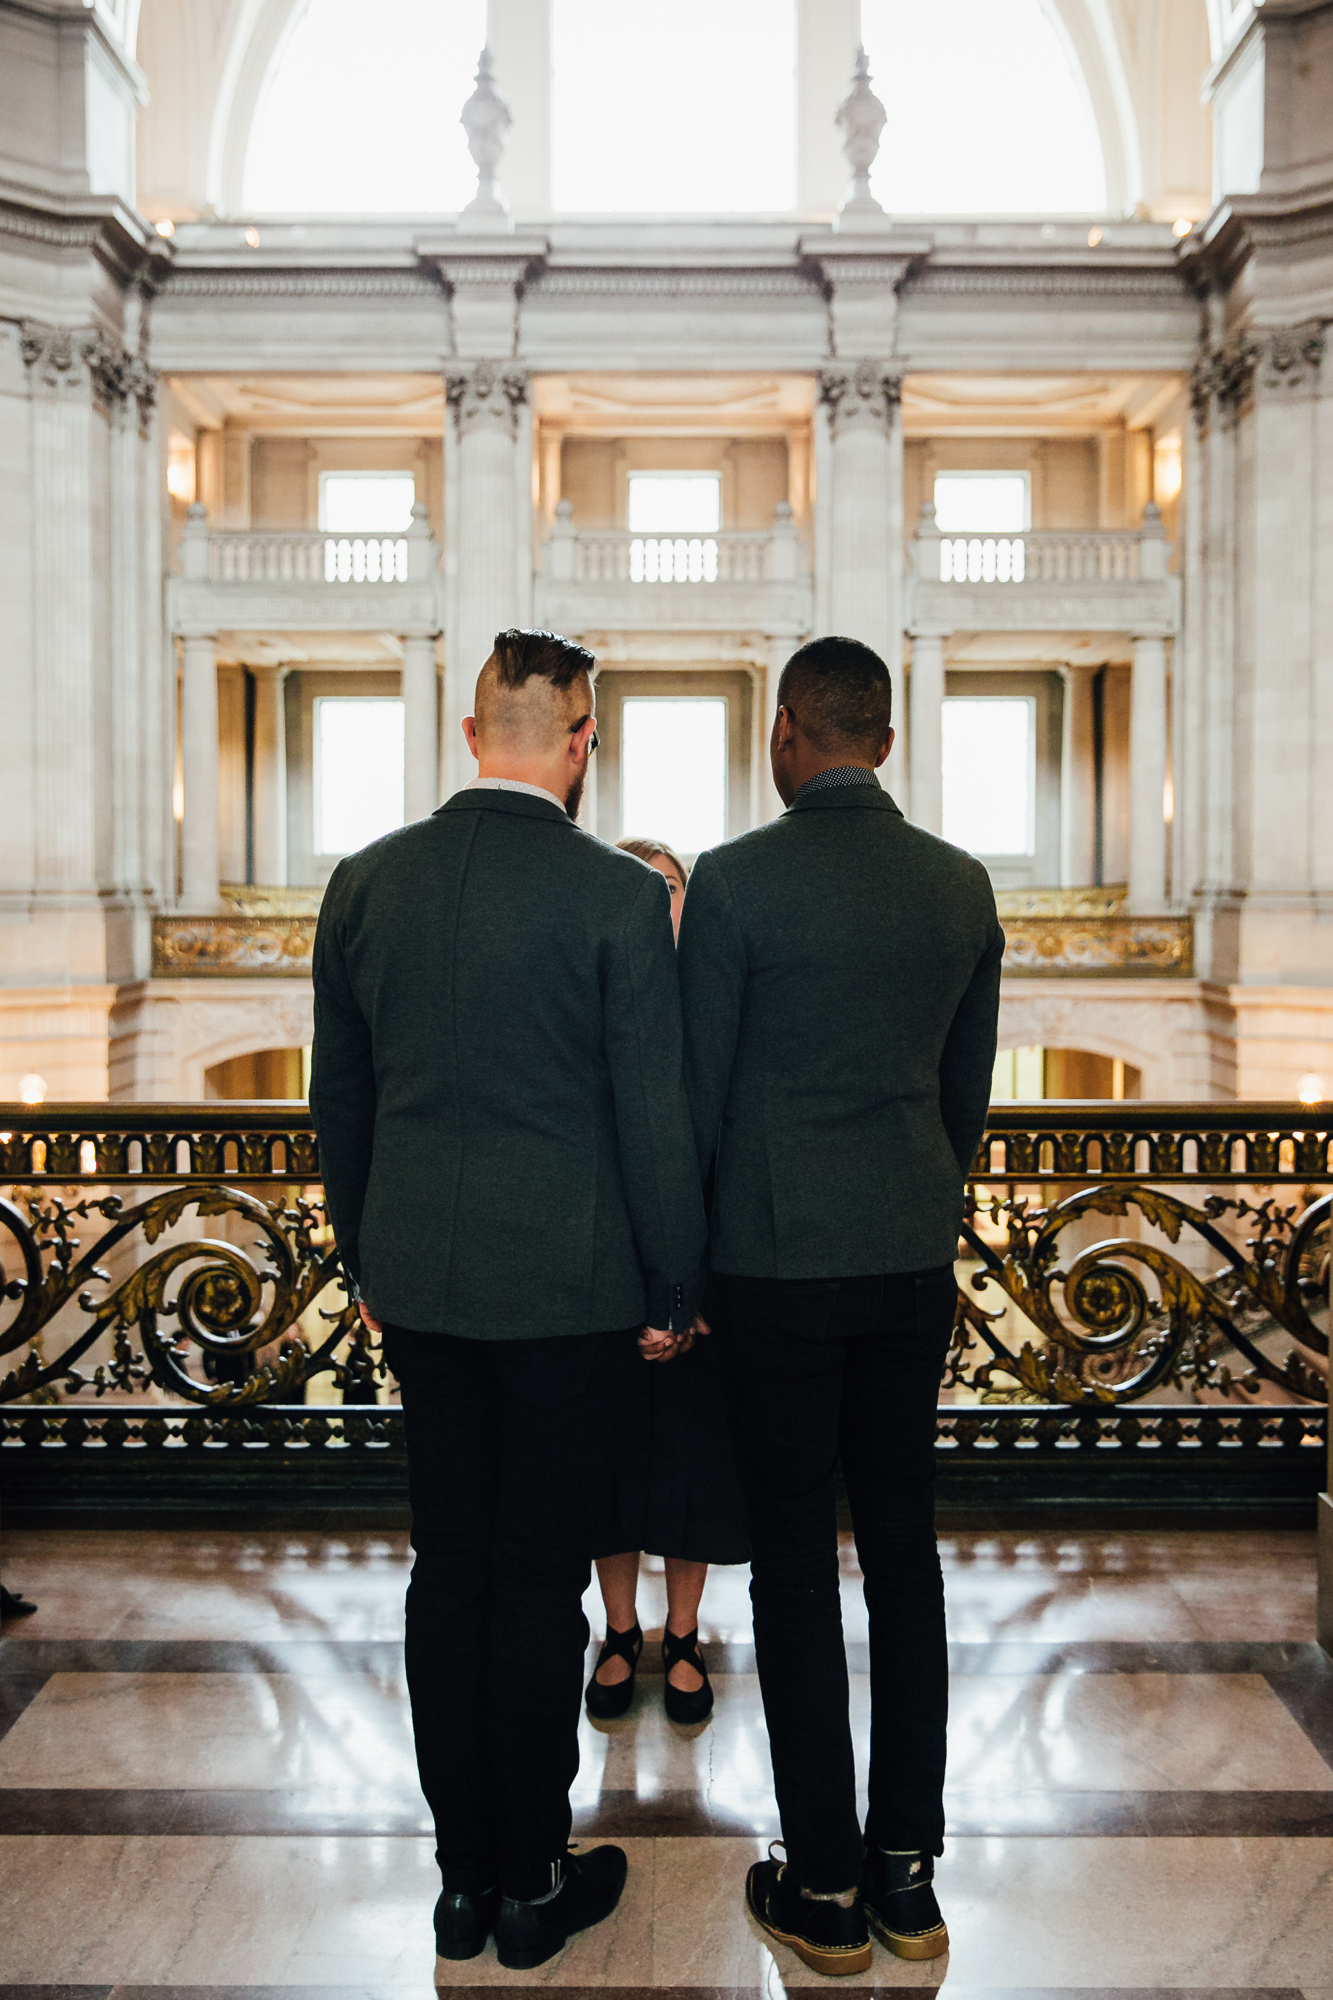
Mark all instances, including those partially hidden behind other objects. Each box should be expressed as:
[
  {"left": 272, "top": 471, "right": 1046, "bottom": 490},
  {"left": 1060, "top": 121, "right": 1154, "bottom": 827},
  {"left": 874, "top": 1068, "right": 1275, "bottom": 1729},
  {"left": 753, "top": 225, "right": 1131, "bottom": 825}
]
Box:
[{"left": 0, "top": 1102, "right": 1326, "bottom": 1415}]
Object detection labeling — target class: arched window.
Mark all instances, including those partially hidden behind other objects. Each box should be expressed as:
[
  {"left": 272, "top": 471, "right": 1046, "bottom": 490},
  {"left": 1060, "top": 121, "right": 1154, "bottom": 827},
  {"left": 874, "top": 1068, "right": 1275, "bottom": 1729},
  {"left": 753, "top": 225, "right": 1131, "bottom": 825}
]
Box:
[
  {"left": 860, "top": 0, "right": 1106, "bottom": 213},
  {"left": 244, "top": 0, "right": 486, "bottom": 213},
  {"left": 551, "top": 0, "right": 796, "bottom": 212}
]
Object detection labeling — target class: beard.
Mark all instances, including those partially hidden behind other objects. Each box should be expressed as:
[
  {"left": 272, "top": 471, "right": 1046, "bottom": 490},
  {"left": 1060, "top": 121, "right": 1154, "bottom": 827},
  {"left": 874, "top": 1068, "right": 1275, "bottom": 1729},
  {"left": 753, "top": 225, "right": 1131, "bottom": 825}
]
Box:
[{"left": 564, "top": 765, "right": 587, "bottom": 820}]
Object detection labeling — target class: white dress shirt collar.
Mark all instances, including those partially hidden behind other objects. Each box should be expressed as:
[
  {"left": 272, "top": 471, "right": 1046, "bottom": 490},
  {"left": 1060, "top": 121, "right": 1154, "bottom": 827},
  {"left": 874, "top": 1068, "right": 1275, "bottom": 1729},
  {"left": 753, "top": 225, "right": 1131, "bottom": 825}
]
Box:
[{"left": 465, "top": 776, "right": 568, "bottom": 815}]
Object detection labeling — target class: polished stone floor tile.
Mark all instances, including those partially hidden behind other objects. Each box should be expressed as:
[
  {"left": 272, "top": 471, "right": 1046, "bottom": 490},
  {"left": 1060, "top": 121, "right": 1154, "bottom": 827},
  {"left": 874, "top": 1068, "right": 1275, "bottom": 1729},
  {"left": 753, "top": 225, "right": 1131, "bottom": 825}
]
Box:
[
  {"left": 5, "top": 1835, "right": 1333, "bottom": 1988},
  {"left": 0, "top": 1674, "right": 416, "bottom": 1792},
  {"left": 945, "top": 1673, "right": 1333, "bottom": 1792}
]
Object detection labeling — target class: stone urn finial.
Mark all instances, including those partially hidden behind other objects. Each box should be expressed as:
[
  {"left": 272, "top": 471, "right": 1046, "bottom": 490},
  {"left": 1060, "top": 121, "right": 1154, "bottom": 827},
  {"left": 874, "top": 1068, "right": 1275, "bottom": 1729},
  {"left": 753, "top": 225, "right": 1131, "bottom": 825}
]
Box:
[
  {"left": 835, "top": 44, "right": 888, "bottom": 231},
  {"left": 459, "top": 46, "right": 513, "bottom": 233}
]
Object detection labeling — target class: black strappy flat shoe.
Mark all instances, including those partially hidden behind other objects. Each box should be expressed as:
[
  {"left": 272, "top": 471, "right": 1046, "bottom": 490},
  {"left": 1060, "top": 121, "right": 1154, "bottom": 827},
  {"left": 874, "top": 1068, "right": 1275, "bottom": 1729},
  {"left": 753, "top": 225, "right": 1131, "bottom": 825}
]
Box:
[
  {"left": 662, "top": 1625, "right": 714, "bottom": 1725},
  {"left": 584, "top": 1620, "right": 643, "bottom": 1719}
]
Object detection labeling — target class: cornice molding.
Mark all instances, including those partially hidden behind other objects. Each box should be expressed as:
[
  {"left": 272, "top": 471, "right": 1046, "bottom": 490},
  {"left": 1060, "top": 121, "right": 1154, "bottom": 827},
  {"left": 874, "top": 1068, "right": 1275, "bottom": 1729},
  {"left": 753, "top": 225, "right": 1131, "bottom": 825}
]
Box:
[
  {"left": 159, "top": 268, "right": 444, "bottom": 299},
  {"left": 530, "top": 266, "right": 818, "bottom": 299},
  {"left": 904, "top": 266, "right": 1189, "bottom": 299}
]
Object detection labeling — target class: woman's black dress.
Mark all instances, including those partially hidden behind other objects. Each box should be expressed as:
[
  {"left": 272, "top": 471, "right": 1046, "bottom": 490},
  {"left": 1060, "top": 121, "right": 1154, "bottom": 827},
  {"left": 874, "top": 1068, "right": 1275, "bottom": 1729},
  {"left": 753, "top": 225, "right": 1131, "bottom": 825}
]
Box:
[{"left": 596, "top": 1332, "right": 750, "bottom": 1564}]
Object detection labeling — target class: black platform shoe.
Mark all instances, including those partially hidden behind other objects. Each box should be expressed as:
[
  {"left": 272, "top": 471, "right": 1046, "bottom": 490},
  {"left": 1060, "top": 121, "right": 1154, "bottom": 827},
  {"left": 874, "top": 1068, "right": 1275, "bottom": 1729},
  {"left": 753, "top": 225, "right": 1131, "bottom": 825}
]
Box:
[
  {"left": 662, "top": 1625, "right": 714, "bottom": 1725},
  {"left": 494, "top": 1845, "right": 628, "bottom": 1970},
  {"left": 0, "top": 1586, "right": 37, "bottom": 1619},
  {"left": 432, "top": 1884, "right": 498, "bottom": 1961},
  {"left": 745, "top": 1845, "right": 872, "bottom": 1978},
  {"left": 861, "top": 1847, "right": 949, "bottom": 1960},
  {"left": 584, "top": 1621, "right": 643, "bottom": 1719}
]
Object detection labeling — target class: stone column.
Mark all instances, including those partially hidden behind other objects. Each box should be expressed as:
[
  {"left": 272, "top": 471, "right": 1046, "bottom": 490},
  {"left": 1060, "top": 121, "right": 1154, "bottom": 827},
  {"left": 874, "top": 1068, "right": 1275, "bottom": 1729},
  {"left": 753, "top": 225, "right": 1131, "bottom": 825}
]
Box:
[
  {"left": 443, "top": 362, "right": 529, "bottom": 797},
  {"left": 1128, "top": 636, "right": 1169, "bottom": 912},
  {"left": 1060, "top": 665, "right": 1098, "bottom": 888},
  {"left": 818, "top": 361, "right": 905, "bottom": 797},
  {"left": 908, "top": 633, "right": 946, "bottom": 835},
  {"left": 402, "top": 637, "right": 440, "bottom": 823},
  {"left": 250, "top": 665, "right": 287, "bottom": 886},
  {"left": 180, "top": 635, "right": 221, "bottom": 911}
]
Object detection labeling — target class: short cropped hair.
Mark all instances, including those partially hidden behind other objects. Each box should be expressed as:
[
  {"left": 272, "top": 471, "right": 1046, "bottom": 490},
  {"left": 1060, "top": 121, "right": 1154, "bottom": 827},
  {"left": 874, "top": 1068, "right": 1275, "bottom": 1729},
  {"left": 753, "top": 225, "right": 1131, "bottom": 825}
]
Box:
[
  {"left": 491, "top": 628, "right": 596, "bottom": 692},
  {"left": 617, "top": 836, "right": 689, "bottom": 885},
  {"left": 777, "top": 636, "right": 893, "bottom": 755}
]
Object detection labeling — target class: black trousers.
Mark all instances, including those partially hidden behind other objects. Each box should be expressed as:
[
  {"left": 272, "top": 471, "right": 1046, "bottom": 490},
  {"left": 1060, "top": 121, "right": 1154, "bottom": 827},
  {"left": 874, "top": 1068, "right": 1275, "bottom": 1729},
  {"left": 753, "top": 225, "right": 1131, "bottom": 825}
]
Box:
[
  {"left": 713, "top": 1267, "right": 956, "bottom": 1893},
  {"left": 384, "top": 1323, "right": 631, "bottom": 1897}
]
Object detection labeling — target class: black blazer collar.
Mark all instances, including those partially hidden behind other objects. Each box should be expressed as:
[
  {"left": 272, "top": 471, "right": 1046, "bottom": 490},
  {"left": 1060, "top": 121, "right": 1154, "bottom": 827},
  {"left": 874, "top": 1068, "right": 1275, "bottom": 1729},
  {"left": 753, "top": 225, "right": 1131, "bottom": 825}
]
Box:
[
  {"left": 787, "top": 786, "right": 903, "bottom": 819},
  {"left": 437, "top": 788, "right": 570, "bottom": 824}
]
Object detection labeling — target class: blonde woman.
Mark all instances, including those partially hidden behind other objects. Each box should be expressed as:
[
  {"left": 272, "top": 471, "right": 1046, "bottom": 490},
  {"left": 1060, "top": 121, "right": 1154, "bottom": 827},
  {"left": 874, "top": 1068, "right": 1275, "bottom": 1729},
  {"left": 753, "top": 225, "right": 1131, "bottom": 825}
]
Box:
[{"left": 585, "top": 838, "right": 749, "bottom": 1726}]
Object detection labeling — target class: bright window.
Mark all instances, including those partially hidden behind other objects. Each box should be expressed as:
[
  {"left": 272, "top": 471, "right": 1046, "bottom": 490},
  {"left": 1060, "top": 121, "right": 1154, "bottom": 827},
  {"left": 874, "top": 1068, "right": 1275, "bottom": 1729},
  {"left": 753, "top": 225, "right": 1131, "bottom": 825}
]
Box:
[
  {"left": 860, "top": 0, "right": 1106, "bottom": 213},
  {"left": 622, "top": 698, "right": 726, "bottom": 855},
  {"left": 942, "top": 696, "right": 1034, "bottom": 856},
  {"left": 319, "top": 473, "right": 416, "bottom": 533},
  {"left": 552, "top": 0, "right": 796, "bottom": 211},
  {"left": 933, "top": 473, "right": 1030, "bottom": 533},
  {"left": 315, "top": 698, "right": 405, "bottom": 855},
  {"left": 245, "top": 0, "right": 486, "bottom": 213},
  {"left": 627, "top": 473, "right": 721, "bottom": 534}
]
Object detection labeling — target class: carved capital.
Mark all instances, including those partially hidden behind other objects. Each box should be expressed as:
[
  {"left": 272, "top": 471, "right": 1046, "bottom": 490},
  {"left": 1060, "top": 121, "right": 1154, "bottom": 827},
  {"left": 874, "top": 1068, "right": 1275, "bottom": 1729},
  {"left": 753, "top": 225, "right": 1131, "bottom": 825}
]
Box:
[
  {"left": 19, "top": 319, "right": 157, "bottom": 429},
  {"left": 1258, "top": 319, "right": 1325, "bottom": 392},
  {"left": 818, "top": 361, "right": 902, "bottom": 436},
  {"left": 445, "top": 360, "right": 529, "bottom": 437}
]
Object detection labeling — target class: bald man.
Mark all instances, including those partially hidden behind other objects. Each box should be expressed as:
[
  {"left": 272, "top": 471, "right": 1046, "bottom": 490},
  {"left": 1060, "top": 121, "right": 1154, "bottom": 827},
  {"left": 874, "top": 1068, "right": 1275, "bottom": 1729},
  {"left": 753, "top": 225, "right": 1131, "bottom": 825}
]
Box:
[{"left": 311, "top": 628, "right": 706, "bottom": 1971}]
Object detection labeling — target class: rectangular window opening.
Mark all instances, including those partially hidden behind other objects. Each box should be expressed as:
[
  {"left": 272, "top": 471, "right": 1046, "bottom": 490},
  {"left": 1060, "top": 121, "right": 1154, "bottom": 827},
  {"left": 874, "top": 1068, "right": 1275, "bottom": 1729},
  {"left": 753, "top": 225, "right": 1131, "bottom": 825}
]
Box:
[
  {"left": 627, "top": 473, "right": 721, "bottom": 535},
  {"left": 314, "top": 697, "right": 405, "bottom": 856},
  {"left": 621, "top": 697, "right": 727, "bottom": 856},
  {"left": 318, "top": 472, "right": 416, "bottom": 534},
  {"left": 942, "top": 695, "right": 1036, "bottom": 857},
  {"left": 933, "top": 472, "right": 1030, "bottom": 534}
]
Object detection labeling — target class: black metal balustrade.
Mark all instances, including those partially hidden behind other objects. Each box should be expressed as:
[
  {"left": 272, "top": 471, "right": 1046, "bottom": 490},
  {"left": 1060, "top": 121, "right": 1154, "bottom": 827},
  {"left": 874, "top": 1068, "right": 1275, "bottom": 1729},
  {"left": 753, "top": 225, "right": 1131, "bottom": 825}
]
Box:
[{"left": 0, "top": 1102, "right": 1326, "bottom": 1512}]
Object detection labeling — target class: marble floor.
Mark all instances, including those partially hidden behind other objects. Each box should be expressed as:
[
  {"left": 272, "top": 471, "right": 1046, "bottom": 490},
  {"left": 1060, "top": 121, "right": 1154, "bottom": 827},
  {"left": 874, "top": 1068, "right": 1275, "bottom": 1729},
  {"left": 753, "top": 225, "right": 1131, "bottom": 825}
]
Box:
[{"left": 0, "top": 1521, "right": 1330, "bottom": 1998}]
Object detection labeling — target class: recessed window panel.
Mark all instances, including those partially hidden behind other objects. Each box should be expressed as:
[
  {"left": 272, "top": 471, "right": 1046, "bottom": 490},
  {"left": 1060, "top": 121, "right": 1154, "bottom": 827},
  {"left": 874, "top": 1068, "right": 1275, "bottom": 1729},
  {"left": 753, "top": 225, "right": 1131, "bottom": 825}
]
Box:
[
  {"left": 315, "top": 698, "right": 405, "bottom": 855},
  {"left": 933, "top": 473, "right": 1029, "bottom": 533},
  {"left": 244, "top": 0, "right": 485, "bottom": 213},
  {"left": 627, "top": 473, "right": 721, "bottom": 534},
  {"left": 552, "top": 0, "right": 795, "bottom": 212},
  {"left": 319, "top": 473, "right": 416, "bottom": 533},
  {"left": 942, "top": 696, "right": 1035, "bottom": 856},
  {"left": 860, "top": 0, "right": 1106, "bottom": 213},
  {"left": 622, "top": 698, "right": 726, "bottom": 855}
]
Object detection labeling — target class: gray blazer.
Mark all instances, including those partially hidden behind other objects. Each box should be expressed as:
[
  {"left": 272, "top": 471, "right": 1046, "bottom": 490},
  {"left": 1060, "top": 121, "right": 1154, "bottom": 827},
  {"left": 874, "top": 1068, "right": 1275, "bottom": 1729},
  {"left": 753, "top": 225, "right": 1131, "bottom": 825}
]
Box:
[
  {"left": 311, "top": 788, "right": 707, "bottom": 1340},
  {"left": 677, "top": 784, "right": 1003, "bottom": 1279}
]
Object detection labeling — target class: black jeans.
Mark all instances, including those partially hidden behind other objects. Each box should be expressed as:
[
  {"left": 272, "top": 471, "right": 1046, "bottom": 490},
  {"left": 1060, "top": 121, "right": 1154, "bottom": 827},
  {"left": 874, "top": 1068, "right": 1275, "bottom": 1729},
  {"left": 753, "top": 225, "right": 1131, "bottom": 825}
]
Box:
[
  {"left": 713, "top": 1267, "right": 956, "bottom": 1892},
  {"left": 384, "top": 1323, "right": 631, "bottom": 1898}
]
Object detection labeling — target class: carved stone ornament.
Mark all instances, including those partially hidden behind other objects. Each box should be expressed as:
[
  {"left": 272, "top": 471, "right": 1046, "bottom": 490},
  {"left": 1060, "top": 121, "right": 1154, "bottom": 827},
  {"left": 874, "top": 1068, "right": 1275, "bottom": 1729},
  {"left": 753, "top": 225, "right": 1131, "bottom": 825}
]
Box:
[
  {"left": 817, "top": 360, "right": 902, "bottom": 434},
  {"left": 445, "top": 360, "right": 528, "bottom": 437},
  {"left": 459, "top": 46, "right": 513, "bottom": 230},
  {"left": 19, "top": 319, "right": 156, "bottom": 429},
  {"left": 835, "top": 45, "right": 888, "bottom": 226},
  {"left": 1190, "top": 321, "right": 1324, "bottom": 430}
]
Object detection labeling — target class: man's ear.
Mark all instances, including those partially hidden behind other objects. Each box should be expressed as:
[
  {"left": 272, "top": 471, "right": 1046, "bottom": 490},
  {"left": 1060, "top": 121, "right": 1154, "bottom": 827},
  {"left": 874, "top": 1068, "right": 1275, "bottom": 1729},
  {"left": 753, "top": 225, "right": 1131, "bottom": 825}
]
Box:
[
  {"left": 462, "top": 714, "right": 479, "bottom": 760},
  {"left": 874, "top": 724, "right": 896, "bottom": 770},
  {"left": 774, "top": 704, "right": 796, "bottom": 751}
]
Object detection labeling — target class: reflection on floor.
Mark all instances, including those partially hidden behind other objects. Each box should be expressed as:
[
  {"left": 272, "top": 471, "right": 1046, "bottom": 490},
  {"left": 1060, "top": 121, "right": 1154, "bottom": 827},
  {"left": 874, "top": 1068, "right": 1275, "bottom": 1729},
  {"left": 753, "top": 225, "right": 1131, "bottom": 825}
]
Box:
[{"left": 0, "top": 1522, "right": 1329, "bottom": 1995}]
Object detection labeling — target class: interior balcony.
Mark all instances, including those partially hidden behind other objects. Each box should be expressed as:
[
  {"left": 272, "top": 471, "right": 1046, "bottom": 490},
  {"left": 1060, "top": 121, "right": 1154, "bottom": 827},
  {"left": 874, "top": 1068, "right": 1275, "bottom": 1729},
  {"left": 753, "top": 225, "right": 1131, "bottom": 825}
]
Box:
[{"left": 533, "top": 497, "right": 813, "bottom": 639}]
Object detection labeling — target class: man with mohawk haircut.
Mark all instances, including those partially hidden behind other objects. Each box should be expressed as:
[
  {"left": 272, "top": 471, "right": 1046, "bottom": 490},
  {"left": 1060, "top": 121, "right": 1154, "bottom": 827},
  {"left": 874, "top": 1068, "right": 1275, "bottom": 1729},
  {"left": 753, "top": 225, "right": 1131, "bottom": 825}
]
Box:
[{"left": 312, "top": 628, "right": 706, "bottom": 1972}]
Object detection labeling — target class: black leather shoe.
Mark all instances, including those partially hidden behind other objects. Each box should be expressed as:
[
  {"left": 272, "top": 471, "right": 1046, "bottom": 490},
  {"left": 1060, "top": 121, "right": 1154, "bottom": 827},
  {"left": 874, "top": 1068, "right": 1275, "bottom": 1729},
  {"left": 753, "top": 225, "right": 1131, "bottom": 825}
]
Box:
[
  {"left": 0, "top": 1586, "right": 37, "bottom": 1619},
  {"left": 432, "top": 1885, "right": 497, "bottom": 1961},
  {"left": 585, "top": 1621, "right": 642, "bottom": 1720},
  {"left": 662, "top": 1625, "right": 714, "bottom": 1725},
  {"left": 495, "top": 1845, "right": 628, "bottom": 1970},
  {"left": 745, "top": 1847, "right": 871, "bottom": 1978},
  {"left": 861, "top": 1848, "right": 949, "bottom": 1960}
]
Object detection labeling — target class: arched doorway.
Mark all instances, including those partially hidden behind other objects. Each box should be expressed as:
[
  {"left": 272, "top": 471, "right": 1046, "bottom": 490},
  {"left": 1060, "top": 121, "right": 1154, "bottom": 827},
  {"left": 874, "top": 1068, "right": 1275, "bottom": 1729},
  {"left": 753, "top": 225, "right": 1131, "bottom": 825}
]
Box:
[
  {"left": 993, "top": 1046, "right": 1142, "bottom": 1100},
  {"left": 204, "top": 1047, "right": 309, "bottom": 1099}
]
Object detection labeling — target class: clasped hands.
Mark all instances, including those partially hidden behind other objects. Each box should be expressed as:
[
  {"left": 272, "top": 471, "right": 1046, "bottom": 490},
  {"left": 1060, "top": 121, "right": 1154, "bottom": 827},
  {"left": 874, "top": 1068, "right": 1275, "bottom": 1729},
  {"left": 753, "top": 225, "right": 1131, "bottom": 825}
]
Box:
[
  {"left": 638, "top": 1314, "right": 710, "bottom": 1364},
  {"left": 355, "top": 1299, "right": 710, "bottom": 1363}
]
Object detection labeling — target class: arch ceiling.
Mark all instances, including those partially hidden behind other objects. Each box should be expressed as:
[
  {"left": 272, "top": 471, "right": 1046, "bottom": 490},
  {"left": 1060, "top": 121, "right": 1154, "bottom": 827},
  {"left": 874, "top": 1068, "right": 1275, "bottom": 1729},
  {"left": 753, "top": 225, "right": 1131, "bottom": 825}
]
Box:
[{"left": 132, "top": 0, "right": 1212, "bottom": 223}]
